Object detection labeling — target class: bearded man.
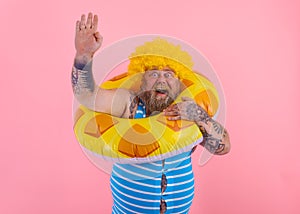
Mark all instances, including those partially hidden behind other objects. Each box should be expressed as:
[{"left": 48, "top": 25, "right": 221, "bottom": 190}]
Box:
[{"left": 72, "top": 13, "right": 230, "bottom": 214}]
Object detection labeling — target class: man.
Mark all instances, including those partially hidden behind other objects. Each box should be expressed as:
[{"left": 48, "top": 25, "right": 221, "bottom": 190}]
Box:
[{"left": 72, "top": 13, "right": 230, "bottom": 214}]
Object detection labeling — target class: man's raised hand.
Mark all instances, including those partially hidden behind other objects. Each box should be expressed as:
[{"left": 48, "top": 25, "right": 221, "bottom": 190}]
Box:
[{"left": 75, "top": 12, "right": 102, "bottom": 59}]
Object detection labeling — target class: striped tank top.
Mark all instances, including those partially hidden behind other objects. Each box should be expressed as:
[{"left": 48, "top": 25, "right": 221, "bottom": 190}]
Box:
[{"left": 110, "top": 99, "right": 195, "bottom": 214}]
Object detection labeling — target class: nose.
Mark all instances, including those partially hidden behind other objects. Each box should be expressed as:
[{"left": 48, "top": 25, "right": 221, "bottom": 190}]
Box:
[{"left": 156, "top": 74, "right": 167, "bottom": 84}]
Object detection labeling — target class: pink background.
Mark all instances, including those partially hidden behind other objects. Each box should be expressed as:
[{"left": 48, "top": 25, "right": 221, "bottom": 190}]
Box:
[{"left": 1, "top": 0, "right": 299, "bottom": 213}]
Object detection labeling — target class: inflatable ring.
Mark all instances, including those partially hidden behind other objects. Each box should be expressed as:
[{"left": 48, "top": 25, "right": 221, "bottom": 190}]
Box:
[{"left": 73, "top": 70, "right": 219, "bottom": 164}]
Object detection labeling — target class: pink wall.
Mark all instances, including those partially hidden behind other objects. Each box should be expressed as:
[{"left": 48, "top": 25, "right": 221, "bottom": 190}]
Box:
[{"left": 1, "top": 0, "right": 299, "bottom": 213}]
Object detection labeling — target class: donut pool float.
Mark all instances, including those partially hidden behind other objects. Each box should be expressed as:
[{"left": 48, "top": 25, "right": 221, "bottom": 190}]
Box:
[{"left": 73, "top": 70, "right": 219, "bottom": 164}]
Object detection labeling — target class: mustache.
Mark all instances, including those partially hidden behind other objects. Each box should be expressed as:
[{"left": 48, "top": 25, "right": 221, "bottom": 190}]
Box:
[
  {"left": 154, "top": 83, "right": 170, "bottom": 91},
  {"left": 138, "top": 90, "right": 174, "bottom": 117}
]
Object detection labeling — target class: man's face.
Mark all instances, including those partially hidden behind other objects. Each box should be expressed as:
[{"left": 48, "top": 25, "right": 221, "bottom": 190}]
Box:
[
  {"left": 139, "top": 68, "right": 182, "bottom": 115},
  {"left": 141, "top": 68, "right": 181, "bottom": 99}
]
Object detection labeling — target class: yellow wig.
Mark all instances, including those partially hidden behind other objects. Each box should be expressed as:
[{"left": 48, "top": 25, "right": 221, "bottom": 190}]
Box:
[{"left": 128, "top": 38, "right": 195, "bottom": 79}]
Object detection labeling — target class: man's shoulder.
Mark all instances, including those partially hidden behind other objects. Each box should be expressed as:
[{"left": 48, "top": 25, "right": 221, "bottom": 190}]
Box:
[{"left": 111, "top": 88, "right": 137, "bottom": 118}]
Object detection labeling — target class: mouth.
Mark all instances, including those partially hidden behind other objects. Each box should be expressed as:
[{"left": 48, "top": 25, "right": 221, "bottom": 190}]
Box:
[{"left": 154, "top": 89, "right": 169, "bottom": 97}]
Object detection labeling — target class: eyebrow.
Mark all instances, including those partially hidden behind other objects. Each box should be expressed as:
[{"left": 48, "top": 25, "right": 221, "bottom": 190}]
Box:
[
  {"left": 147, "top": 70, "right": 175, "bottom": 76},
  {"left": 162, "top": 67, "right": 174, "bottom": 72},
  {"left": 145, "top": 69, "right": 176, "bottom": 76}
]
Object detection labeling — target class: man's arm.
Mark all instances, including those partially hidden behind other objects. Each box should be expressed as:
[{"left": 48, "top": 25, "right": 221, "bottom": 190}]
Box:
[
  {"left": 196, "top": 116, "right": 230, "bottom": 155},
  {"left": 72, "top": 13, "right": 131, "bottom": 117},
  {"left": 72, "top": 12, "right": 102, "bottom": 109},
  {"left": 164, "top": 97, "right": 231, "bottom": 155}
]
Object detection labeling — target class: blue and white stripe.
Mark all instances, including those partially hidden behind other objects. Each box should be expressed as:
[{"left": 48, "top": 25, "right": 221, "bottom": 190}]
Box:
[{"left": 110, "top": 151, "right": 195, "bottom": 213}]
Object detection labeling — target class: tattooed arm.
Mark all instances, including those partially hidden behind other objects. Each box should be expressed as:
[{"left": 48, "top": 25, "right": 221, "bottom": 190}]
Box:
[
  {"left": 72, "top": 13, "right": 131, "bottom": 117},
  {"left": 197, "top": 118, "right": 230, "bottom": 155},
  {"left": 72, "top": 12, "right": 101, "bottom": 107},
  {"left": 164, "top": 97, "right": 231, "bottom": 155}
]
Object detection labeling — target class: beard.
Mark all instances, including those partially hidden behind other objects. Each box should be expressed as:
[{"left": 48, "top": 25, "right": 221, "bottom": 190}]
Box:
[{"left": 138, "top": 90, "right": 174, "bottom": 116}]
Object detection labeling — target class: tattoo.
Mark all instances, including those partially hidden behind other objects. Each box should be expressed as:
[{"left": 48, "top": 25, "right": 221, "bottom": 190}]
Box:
[
  {"left": 186, "top": 103, "right": 211, "bottom": 124},
  {"left": 214, "top": 129, "right": 229, "bottom": 154},
  {"left": 199, "top": 126, "right": 208, "bottom": 137},
  {"left": 71, "top": 62, "right": 95, "bottom": 95},
  {"left": 213, "top": 121, "right": 223, "bottom": 135},
  {"left": 198, "top": 117, "right": 226, "bottom": 154},
  {"left": 201, "top": 131, "right": 226, "bottom": 154},
  {"left": 201, "top": 135, "right": 223, "bottom": 153},
  {"left": 215, "top": 143, "right": 225, "bottom": 153},
  {"left": 129, "top": 95, "right": 139, "bottom": 119}
]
